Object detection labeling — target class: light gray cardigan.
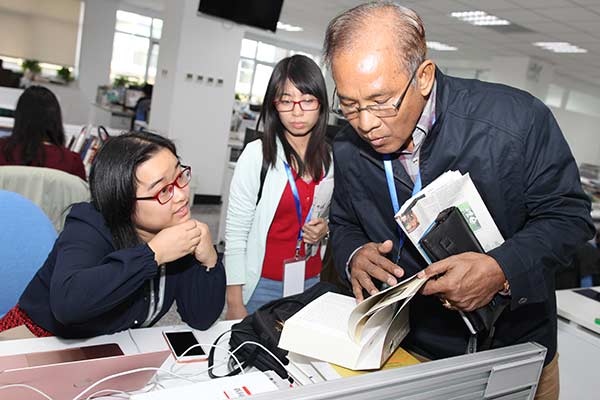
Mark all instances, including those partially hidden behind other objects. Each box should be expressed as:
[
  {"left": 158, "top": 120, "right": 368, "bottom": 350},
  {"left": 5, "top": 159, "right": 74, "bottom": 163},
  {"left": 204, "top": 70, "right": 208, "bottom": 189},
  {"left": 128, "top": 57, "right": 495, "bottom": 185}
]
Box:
[{"left": 224, "top": 138, "right": 334, "bottom": 304}]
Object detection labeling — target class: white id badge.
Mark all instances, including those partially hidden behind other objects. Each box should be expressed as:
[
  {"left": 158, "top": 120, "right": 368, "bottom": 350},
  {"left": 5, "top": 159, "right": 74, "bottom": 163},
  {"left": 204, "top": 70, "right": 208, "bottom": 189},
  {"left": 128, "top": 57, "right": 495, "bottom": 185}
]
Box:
[{"left": 283, "top": 257, "right": 306, "bottom": 297}]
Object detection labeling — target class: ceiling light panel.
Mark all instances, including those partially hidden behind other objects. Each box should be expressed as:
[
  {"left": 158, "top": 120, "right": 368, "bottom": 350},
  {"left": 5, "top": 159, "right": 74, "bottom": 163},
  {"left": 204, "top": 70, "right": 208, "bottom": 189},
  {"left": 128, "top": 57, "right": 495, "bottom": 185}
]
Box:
[
  {"left": 277, "top": 22, "right": 303, "bottom": 32},
  {"left": 533, "top": 42, "right": 588, "bottom": 53},
  {"left": 451, "top": 11, "right": 511, "bottom": 26},
  {"left": 427, "top": 41, "right": 458, "bottom": 51}
]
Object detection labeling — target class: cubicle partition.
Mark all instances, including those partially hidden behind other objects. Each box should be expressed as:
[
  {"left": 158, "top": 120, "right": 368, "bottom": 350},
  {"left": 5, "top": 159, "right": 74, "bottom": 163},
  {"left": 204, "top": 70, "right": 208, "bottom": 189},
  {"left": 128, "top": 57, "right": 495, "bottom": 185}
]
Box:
[{"left": 251, "top": 343, "right": 546, "bottom": 400}]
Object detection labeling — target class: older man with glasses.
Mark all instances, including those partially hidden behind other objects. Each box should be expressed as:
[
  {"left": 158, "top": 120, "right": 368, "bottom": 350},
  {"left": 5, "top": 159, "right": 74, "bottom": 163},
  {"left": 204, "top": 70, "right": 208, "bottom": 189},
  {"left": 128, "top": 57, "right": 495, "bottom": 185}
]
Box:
[{"left": 325, "top": 3, "right": 594, "bottom": 399}]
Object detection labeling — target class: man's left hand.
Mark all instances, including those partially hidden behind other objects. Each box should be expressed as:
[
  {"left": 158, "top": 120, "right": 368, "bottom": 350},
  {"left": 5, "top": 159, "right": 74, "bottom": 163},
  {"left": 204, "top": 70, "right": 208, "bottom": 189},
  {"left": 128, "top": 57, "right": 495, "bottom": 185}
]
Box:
[{"left": 418, "top": 252, "right": 506, "bottom": 311}]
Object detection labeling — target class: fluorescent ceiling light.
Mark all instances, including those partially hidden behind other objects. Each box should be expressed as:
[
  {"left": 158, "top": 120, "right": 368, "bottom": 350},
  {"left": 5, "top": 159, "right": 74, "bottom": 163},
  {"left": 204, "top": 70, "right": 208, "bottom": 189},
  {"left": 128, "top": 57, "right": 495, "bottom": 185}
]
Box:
[
  {"left": 533, "top": 42, "right": 588, "bottom": 53},
  {"left": 427, "top": 41, "right": 458, "bottom": 51},
  {"left": 277, "top": 22, "right": 303, "bottom": 32},
  {"left": 451, "top": 11, "right": 511, "bottom": 26}
]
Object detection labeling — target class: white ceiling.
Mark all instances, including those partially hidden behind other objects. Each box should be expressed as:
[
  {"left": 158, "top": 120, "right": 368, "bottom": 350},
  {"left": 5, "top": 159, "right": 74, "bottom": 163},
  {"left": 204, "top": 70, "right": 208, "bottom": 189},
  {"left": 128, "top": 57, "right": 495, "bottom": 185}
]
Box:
[{"left": 125, "top": 0, "right": 600, "bottom": 86}]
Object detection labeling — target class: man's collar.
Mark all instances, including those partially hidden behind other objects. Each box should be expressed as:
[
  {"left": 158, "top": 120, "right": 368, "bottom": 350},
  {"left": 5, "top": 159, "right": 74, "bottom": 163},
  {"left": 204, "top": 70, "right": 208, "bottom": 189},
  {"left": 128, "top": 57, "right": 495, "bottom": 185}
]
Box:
[{"left": 416, "top": 79, "right": 437, "bottom": 135}]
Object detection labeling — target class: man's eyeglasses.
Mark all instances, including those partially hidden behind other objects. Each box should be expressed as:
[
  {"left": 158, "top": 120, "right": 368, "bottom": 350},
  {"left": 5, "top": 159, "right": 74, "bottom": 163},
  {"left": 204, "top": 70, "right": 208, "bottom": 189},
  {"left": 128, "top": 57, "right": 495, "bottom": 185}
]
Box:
[
  {"left": 330, "top": 67, "right": 419, "bottom": 121},
  {"left": 273, "top": 98, "right": 320, "bottom": 112},
  {"left": 136, "top": 166, "right": 192, "bottom": 205}
]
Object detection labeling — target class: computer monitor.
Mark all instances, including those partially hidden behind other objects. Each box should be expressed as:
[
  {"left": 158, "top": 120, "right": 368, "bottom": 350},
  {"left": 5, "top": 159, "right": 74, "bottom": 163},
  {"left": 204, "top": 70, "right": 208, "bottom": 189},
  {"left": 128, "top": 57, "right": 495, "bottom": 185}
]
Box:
[
  {"left": 243, "top": 127, "right": 262, "bottom": 150},
  {"left": 125, "top": 89, "right": 146, "bottom": 109}
]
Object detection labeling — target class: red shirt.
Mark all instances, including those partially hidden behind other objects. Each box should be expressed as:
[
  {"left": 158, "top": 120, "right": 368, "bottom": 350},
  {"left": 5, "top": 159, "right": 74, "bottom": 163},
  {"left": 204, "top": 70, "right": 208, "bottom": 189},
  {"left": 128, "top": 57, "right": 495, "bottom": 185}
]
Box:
[
  {"left": 0, "top": 140, "right": 86, "bottom": 181},
  {"left": 261, "top": 168, "right": 322, "bottom": 281}
]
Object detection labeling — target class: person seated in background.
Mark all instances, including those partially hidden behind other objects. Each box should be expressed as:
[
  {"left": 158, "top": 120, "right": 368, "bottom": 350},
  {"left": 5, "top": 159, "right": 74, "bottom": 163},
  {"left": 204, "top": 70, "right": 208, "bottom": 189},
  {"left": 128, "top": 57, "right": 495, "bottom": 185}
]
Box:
[
  {"left": 225, "top": 55, "right": 333, "bottom": 319},
  {"left": 0, "top": 85, "right": 86, "bottom": 180},
  {"left": 0, "top": 131, "right": 226, "bottom": 339},
  {"left": 131, "top": 83, "right": 153, "bottom": 130}
]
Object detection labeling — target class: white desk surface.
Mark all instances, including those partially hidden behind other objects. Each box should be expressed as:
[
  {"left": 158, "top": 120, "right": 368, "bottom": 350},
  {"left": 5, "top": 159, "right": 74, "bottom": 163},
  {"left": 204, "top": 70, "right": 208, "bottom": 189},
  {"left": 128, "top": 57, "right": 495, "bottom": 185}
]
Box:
[
  {"left": 556, "top": 287, "right": 600, "bottom": 398},
  {"left": 556, "top": 286, "right": 600, "bottom": 334},
  {"left": 0, "top": 320, "right": 239, "bottom": 396}
]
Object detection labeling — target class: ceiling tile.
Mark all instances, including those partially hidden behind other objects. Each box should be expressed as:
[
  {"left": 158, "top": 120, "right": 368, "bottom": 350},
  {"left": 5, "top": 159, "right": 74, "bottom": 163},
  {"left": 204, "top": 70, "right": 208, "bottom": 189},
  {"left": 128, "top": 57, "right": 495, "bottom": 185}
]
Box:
[
  {"left": 525, "top": 21, "right": 582, "bottom": 34},
  {"left": 456, "top": 0, "right": 525, "bottom": 11},
  {"left": 412, "top": 0, "right": 471, "bottom": 13},
  {"left": 507, "top": 0, "right": 575, "bottom": 7},
  {"left": 493, "top": 9, "right": 551, "bottom": 23},
  {"left": 534, "top": 6, "right": 600, "bottom": 21}
]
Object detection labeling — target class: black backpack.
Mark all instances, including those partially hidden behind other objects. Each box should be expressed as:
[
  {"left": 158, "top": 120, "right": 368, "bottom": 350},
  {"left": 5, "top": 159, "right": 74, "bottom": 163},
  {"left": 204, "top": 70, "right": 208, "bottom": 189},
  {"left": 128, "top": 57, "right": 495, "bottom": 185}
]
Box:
[{"left": 208, "top": 282, "right": 341, "bottom": 380}]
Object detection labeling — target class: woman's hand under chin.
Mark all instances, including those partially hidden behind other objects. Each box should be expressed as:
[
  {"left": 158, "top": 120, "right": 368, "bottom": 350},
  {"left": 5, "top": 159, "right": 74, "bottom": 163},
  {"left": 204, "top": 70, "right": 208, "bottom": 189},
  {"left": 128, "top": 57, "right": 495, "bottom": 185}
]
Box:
[{"left": 193, "top": 220, "right": 218, "bottom": 269}]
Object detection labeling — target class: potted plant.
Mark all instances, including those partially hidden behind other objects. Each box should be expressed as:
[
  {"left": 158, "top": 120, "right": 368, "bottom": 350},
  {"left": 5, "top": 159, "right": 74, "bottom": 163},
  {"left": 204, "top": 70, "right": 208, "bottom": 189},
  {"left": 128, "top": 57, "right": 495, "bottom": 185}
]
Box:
[
  {"left": 113, "top": 75, "right": 130, "bottom": 88},
  {"left": 21, "top": 59, "right": 41, "bottom": 80},
  {"left": 56, "top": 67, "right": 73, "bottom": 83}
]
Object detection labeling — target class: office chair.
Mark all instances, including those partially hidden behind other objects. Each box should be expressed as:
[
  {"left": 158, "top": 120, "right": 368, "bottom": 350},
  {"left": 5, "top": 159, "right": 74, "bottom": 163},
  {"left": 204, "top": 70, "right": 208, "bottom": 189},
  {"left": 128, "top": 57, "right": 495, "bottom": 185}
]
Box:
[
  {"left": 0, "top": 166, "right": 90, "bottom": 232},
  {"left": 0, "top": 190, "right": 57, "bottom": 317}
]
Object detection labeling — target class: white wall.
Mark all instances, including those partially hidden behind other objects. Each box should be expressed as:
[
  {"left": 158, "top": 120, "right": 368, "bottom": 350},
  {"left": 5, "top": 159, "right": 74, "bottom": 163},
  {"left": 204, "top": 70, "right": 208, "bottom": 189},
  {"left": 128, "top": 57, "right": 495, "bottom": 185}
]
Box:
[
  {"left": 150, "top": 0, "right": 244, "bottom": 197},
  {"left": 77, "top": 0, "right": 118, "bottom": 105},
  {"left": 436, "top": 55, "right": 600, "bottom": 166},
  {"left": 552, "top": 106, "right": 600, "bottom": 165}
]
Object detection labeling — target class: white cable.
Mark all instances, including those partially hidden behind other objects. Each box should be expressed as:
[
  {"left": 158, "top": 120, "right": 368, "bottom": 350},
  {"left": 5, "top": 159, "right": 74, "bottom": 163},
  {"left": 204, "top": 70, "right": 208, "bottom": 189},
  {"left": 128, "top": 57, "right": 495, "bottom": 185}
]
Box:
[
  {"left": 83, "top": 379, "right": 164, "bottom": 400},
  {"left": 71, "top": 367, "right": 195, "bottom": 400},
  {"left": 169, "top": 342, "right": 245, "bottom": 376},
  {"left": 84, "top": 388, "right": 129, "bottom": 399},
  {"left": 127, "top": 329, "right": 142, "bottom": 354},
  {"left": 0, "top": 383, "right": 54, "bottom": 400}
]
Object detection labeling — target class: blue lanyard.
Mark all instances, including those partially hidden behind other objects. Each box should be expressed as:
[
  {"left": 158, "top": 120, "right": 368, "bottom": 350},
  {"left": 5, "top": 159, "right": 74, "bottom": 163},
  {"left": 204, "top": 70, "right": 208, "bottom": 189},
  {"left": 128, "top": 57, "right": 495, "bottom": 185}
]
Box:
[
  {"left": 383, "top": 155, "right": 422, "bottom": 262},
  {"left": 284, "top": 162, "right": 314, "bottom": 257}
]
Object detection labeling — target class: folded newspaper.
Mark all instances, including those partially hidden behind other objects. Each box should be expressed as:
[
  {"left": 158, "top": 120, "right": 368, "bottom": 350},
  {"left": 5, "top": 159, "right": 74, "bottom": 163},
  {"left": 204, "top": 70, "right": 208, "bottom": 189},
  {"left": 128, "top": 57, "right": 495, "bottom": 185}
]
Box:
[
  {"left": 305, "top": 177, "right": 334, "bottom": 258},
  {"left": 395, "top": 171, "right": 505, "bottom": 335},
  {"left": 396, "top": 170, "right": 504, "bottom": 261},
  {"left": 278, "top": 274, "right": 427, "bottom": 370}
]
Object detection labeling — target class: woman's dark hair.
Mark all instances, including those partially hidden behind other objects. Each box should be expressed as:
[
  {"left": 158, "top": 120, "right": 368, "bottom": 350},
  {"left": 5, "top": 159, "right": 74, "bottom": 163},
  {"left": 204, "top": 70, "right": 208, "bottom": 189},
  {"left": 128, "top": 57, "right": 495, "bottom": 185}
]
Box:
[
  {"left": 89, "top": 131, "right": 177, "bottom": 249},
  {"left": 256, "top": 54, "right": 331, "bottom": 181},
  {"left": 2, "top": 86, "right": 66, "bottom": 165}
]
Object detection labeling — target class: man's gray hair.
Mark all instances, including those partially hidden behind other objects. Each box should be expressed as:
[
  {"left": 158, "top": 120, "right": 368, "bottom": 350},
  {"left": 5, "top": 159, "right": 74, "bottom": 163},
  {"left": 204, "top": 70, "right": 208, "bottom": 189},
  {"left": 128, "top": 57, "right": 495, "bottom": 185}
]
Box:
[{"left": 323, "top": 1, "right": 427, "bottom": 75}]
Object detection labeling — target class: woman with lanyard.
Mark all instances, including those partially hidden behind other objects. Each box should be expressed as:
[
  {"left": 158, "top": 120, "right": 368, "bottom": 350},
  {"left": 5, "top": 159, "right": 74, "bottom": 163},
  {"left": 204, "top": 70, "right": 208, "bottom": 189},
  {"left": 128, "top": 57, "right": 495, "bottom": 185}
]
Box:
[
  {"left": 225, "top": 55, "right": 333, "bottom": 319},
  {"left": 0, "top": 131, "right": 225, "bottom": 339}
]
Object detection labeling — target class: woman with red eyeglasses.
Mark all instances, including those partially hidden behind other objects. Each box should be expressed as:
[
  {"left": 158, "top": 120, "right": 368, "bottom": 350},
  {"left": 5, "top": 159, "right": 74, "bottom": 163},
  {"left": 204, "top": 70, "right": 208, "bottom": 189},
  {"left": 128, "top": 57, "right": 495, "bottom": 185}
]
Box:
[
  {"left": 225, "top": 55, "right": 333, "bottom": 319},
  {"left": 0, "top": 131, "right": 225, "bottom": 339}
]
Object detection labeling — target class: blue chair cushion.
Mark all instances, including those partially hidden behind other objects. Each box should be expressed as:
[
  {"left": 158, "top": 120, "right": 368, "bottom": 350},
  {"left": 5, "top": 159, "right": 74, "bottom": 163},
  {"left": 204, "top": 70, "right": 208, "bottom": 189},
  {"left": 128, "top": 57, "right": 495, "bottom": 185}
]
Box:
[{"left": 0, "top": 190, "right": 57, "bottom": 317}]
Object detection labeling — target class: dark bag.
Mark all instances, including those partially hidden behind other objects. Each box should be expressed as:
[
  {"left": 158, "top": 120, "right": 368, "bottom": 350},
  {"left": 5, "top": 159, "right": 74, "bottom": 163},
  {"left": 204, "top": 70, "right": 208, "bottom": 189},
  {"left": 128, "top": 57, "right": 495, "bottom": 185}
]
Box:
[
  {"left": 419, "top": 206, "right": 510, "bottom": 351},
  {"left": 208, "top": 282, "right": 340, "bottom": 380}
]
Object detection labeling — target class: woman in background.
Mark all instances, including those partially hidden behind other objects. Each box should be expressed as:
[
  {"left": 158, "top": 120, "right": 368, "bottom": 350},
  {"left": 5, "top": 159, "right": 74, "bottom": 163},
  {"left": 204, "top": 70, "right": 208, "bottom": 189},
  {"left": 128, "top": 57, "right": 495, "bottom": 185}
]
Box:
[
  {"left": 225, "top": 55, "right": 333, "bottom": 319},
  {"left": 0, "top": 131, "right": 225, "bottom": 338},
  {"left": 0, "top": 86, "right": 86, "bottom": 180}
]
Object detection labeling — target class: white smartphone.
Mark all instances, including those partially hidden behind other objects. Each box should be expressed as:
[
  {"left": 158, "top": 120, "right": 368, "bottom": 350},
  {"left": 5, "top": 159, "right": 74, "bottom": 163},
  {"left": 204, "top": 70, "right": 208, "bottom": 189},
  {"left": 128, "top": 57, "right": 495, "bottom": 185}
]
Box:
[{"left": 162, "top": 330, "right": 207, "bottom": 363}]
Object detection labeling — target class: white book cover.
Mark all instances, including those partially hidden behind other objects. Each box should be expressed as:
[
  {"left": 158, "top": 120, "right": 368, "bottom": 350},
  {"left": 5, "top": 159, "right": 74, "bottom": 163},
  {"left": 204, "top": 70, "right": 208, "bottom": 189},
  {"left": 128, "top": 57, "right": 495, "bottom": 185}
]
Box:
[{"left": 278, "top": 274, "right": 427, "bottom": 370}]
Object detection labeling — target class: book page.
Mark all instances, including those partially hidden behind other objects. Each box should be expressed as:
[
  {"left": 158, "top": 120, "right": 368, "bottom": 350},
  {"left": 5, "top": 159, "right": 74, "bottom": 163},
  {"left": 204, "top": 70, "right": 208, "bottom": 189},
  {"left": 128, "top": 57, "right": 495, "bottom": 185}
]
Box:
[
  {"left": 348, "top": 274, "right": 427, "bottom": 342},
  {"left": 288, "top": 292, "right": 356, "bottom": 338}
]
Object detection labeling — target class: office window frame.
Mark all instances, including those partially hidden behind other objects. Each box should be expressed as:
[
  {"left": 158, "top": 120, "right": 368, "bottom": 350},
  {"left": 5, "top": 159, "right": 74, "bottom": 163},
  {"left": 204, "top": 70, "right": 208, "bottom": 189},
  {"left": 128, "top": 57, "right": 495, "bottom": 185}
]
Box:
[
  {"left": 110, "top": 10, "right": 163, "bottom": 84},
  {"left": 235, "top": 38, "right": 321, "bottom": 104}
]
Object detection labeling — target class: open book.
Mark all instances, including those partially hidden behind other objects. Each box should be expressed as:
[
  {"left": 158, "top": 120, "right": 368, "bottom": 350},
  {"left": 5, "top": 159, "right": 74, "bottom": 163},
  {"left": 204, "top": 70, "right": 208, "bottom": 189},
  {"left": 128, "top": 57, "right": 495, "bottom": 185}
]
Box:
[{"left": 278, "top": 274, "right": 427, "bottom": 370}]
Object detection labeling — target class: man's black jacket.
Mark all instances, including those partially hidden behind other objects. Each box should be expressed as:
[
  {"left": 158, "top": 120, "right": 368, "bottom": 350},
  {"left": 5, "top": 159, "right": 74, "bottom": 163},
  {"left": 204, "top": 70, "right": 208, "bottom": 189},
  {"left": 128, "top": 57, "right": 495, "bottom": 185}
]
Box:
[{"left": 330, "top": 69, "right": 595, "bottom": 364}]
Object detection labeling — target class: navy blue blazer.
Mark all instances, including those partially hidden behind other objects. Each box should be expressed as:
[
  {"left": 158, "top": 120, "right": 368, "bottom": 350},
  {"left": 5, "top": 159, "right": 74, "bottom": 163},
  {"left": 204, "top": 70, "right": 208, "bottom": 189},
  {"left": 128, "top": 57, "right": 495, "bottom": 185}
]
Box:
[
  {"left": 330, "top": 69, "right": 595, "bottom": 364},
  {"left": 19, "top": 202, "right": 226, "bottom": 338}
]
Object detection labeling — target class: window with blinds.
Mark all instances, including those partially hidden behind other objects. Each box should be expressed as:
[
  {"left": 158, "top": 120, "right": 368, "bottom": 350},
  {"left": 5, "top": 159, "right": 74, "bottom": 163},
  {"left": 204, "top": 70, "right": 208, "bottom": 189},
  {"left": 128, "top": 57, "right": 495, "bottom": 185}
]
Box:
[{"left": 0, "top": 0, "right": 82, "bottom": 68}]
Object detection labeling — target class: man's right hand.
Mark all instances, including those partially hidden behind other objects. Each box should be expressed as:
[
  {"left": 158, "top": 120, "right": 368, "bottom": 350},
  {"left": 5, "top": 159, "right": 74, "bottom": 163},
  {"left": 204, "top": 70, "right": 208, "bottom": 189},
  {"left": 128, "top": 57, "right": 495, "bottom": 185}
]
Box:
[{"left": 349, "top": 240, "right": 405, "bottom": 302}]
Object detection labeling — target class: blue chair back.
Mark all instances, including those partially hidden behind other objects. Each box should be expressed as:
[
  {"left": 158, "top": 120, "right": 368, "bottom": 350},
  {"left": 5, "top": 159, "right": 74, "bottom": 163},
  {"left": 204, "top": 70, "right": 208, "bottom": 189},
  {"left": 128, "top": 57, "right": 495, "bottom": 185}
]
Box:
[{"left": 0, "top": 190, "right": 57, "bottom": 317}]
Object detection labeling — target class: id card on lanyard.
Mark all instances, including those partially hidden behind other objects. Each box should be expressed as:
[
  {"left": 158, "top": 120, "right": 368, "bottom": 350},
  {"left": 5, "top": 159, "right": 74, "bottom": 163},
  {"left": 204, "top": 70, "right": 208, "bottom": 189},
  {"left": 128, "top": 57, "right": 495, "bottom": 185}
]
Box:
[
  {"left": 384, "top": 155, "right": 422, "bottom": 263},
  {"left": 282, "top": 162, "right": 313, "bottom": 297}
]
